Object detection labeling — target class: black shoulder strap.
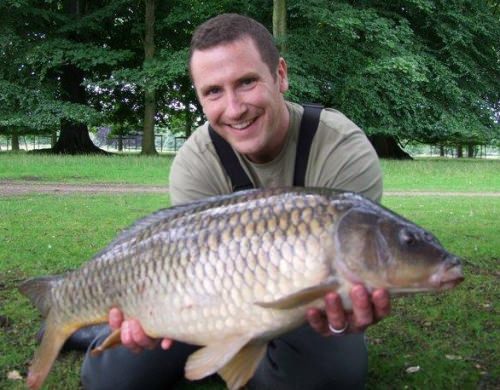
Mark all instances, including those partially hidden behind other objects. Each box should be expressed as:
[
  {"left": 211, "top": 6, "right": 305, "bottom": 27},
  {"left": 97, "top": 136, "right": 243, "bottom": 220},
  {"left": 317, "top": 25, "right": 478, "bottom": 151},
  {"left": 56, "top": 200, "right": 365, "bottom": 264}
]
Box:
[
  {"left": 293, "top": 103, "right": 323, "bottom": 186},
  {"left": 209, "top": 103, "right": 323, "bottom": 192},
  {"left": 208, "top": 125, "right": 254, "bottom": 192}
]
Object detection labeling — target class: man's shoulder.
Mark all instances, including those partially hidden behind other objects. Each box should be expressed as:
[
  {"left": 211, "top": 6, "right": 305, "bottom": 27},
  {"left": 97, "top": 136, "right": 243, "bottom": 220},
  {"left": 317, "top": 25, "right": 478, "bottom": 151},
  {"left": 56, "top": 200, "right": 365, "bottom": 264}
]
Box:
[
  {"left": 286, "top": 101, "right": 362, "bottom": 137},
  {"left": 178, "top": 122, "right": 212, "bottom": 155},
  {"left": 319, "top": 107, "right": 362, "bottom": 136}
]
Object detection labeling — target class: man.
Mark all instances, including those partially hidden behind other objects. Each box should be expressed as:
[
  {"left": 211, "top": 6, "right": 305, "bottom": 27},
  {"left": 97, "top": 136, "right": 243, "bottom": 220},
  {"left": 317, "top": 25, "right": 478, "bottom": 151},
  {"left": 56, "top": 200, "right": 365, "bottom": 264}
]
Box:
[{"left": 82, "top": 13, "right": 390, "bottom": 389}]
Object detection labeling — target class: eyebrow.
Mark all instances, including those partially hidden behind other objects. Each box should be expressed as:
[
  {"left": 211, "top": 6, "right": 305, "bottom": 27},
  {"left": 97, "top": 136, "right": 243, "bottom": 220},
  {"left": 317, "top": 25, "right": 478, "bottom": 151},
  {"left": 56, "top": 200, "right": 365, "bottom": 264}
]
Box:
[{"left": 199, "top": 72, "right": 260, "bottom": 95}]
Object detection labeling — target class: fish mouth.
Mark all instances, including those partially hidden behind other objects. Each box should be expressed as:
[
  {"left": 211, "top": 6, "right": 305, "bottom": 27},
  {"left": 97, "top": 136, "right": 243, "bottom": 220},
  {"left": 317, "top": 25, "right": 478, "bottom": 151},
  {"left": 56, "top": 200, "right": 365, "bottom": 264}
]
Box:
[
  {"left": 437, "top": 267, "right": 464, "bottom": 290},
  {"left": 435, "top": 256, "right": 464, "bottom": 291}
]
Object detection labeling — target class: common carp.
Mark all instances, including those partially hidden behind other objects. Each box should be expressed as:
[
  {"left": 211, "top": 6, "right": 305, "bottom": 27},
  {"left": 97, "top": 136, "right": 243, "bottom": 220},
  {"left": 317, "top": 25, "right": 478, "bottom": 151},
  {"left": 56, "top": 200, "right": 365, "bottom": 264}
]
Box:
[{"left": 19, "top": 187, "right": 464, "bottom": 389}]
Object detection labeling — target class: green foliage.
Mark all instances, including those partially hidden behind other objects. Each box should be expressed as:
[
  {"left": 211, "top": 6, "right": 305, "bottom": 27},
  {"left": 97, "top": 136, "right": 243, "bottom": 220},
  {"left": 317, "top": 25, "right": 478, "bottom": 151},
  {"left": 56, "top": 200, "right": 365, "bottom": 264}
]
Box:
[
  {"left": 285, "top": 0, "right": 500, "bottom": 146},
  {"left": 0, "top": 0, "right": 498, "bottom": 147}
]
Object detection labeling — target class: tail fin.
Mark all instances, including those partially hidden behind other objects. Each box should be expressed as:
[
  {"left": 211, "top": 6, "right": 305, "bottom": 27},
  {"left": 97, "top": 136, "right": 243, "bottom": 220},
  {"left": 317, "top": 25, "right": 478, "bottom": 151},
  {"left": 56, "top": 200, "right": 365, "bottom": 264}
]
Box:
[
  {"left": 19, "top": 275, "right": 71, "bottom": 389},
  {"left": 19, "top": 276, "right": 62, "bottom": 317},
  {"left": 26, "top": 313, "right": 79, "bottom": 390}
]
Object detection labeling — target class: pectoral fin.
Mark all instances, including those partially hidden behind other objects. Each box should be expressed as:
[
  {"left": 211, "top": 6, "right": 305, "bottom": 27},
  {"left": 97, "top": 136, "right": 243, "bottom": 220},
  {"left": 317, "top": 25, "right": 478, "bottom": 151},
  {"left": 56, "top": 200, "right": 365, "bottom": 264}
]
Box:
[
  {"left": 90, "top": 328, "right": 122, "bottom": 357},
  {"left": 218, "top": 342, "right": 267, "bottom": 390},
  {"left": 185, "top": 334, "right": 253, "bottom": 381},
  {"left": 255, "top": 277, "right": 340, "bottom": 309}
]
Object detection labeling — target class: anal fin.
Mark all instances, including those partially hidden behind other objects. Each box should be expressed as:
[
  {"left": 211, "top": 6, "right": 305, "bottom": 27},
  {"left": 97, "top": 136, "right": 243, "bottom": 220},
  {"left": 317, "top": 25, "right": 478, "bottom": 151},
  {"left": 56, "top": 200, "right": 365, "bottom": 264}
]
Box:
[
  {"left": 185, "top": 334, "right": 252, "bottom": 382},
  {"left": 90, "top": 328, "right": 122, "bottom": 357},
  {"left": 218, "top": 342, "right": 267, "bottom": 390}
]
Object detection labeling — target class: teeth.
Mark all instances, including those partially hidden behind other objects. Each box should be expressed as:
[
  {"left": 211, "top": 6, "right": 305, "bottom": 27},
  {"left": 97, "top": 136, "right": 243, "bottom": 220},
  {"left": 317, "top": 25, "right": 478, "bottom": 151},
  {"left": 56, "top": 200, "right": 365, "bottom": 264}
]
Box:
[{"left": 230, "top": 119, "right": 253, "bottom": 130}]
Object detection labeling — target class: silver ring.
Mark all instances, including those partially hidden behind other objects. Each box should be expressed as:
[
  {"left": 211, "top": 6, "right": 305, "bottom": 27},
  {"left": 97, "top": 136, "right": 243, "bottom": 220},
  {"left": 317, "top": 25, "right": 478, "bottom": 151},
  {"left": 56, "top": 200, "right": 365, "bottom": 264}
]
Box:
[{"left": 328, "top": 322, "right": 348, "bottom": 335}]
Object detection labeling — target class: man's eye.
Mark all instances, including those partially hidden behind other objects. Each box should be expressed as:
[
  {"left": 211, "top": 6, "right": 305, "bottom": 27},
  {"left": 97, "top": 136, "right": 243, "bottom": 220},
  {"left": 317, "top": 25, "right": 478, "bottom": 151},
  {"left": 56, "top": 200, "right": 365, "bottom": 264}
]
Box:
[
  {"left": 206, "top": 87, "right": 221, "bottom": 96},
  {"left": 241, "top": 78, "right": 256, "bottom": 86}
]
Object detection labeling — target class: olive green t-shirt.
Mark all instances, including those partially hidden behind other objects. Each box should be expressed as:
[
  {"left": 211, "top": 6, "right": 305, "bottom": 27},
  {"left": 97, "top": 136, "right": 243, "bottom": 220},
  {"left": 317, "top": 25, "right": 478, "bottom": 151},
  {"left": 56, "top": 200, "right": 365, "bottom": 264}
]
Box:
[{"left": 169, "top": 101, "right": 382, "bottom": 205}]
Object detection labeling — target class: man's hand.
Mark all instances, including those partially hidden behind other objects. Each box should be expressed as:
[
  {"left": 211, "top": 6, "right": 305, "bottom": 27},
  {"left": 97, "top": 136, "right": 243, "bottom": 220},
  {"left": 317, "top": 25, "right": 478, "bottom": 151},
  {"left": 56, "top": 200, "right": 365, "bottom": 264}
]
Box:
[
  {"left": 108, "top": 308, "right": 174, "bottom": 353},
  {"left": 306, "top": 285, "right": 391, "bottom": 336}
]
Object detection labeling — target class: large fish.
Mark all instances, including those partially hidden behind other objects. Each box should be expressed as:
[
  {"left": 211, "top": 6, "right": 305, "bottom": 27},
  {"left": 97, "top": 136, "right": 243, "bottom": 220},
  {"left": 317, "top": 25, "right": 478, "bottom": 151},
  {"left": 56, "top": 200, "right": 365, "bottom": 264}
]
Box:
[{"left": 19, "top": 188, "right": 464, "bottom": 389}]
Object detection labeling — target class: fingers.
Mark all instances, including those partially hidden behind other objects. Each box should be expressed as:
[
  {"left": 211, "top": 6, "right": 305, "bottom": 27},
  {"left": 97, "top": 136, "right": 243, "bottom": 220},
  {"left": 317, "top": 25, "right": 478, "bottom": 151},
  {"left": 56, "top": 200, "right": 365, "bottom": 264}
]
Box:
[
  {"left": 109, "top": 307, "right": 124, "bottom": 330},
  {"left": 108, "top": 308, "right": 172, "bottom": 353},
  {"left": 324, "top": 292, "right": 347, "bottom": 333},
  {"left": 306, "top": 307, "right": 330, "bottom": 337},
  {"left": 349, "top": 285, "right": 391, "bottom": 332},
  {"left": 372, "top": 288, "right": 391, "bottom": 321},
  {"left": 121, "top": 319, "right": 158, "bottom": 353},
  {"left": 349, "top": 285, "right": 374, "bottom": 332},
  {"left": 161, "top": 338, "right": 174, "bottom": 350},
  {"left": 306, "top": 292, "right": 347, "bottom": 337},
  {"left": 307, "top": 286, "right": 392, "bottom": 338}
]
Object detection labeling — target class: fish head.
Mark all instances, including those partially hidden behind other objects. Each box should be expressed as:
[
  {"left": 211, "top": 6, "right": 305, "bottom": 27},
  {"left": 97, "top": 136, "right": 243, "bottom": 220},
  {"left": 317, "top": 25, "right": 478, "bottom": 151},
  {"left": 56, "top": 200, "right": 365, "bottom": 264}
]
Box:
[{"left": 334, "top": 203, "right": 464, "bottom": 294}]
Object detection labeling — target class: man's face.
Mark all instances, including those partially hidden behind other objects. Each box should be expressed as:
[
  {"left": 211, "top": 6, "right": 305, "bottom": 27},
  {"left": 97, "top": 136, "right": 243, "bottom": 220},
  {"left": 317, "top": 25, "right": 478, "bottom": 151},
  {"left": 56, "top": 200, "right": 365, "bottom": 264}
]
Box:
[{"left": 190, "top": 37, "right": 289, "bottom": 163}]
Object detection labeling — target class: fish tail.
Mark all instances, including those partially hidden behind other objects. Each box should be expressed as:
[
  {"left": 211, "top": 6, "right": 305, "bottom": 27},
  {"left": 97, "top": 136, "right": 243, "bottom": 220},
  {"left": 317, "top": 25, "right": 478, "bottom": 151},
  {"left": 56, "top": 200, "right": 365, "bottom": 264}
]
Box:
[
  {"left": 26, "top": 312, "right": 79, "bottom": 390},
  {"left": 19, "top": 275, "right": 63, "bottom": 317},
  {"left": 19, "top": 275, "right": 89, "bottom": 389}
]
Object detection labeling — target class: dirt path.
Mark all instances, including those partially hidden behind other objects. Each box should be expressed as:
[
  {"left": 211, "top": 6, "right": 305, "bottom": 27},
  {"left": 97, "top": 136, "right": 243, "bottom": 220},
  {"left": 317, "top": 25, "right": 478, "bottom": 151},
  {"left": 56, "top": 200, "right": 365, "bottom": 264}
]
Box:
[
  {"left": 1, "top": 179, "right": 499, "bottom": 197},
  {"left": 0, "top": 180, "right": 168, "bottom": 197}
]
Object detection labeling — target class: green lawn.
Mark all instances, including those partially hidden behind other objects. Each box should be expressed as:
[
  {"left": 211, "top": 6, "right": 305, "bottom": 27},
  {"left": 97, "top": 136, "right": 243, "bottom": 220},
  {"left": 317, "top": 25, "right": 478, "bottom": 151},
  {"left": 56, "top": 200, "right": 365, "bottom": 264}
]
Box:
[
  {"left": 0, "top": 152, "right": 173, "bottom": 185},
  {"left": 380, "top": 158, "right": 500, "bottom": 192},
  {"left": 1, "top": 153, "right": 499, "bottom": 192},
  {"left": 0, "top": 155, "right": 498, "bottom": 389}
]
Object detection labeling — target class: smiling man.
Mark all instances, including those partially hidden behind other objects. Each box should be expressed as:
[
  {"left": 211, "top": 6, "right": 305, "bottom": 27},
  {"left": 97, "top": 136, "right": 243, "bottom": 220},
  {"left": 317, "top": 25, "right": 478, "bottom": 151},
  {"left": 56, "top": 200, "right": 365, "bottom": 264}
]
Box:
[
  {"left": 82, "top": 14, "right": 390, "bottom": 390},
  {"left": 190, "top": 37, "right": 289, "bottom": 163}
]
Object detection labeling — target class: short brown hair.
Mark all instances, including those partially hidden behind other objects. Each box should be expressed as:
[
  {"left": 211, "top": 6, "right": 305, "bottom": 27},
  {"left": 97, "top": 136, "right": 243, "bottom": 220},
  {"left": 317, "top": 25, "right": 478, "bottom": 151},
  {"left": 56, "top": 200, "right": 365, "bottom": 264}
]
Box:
[{"left": 189, "top": 13, "right": 280, "bottom": 78}]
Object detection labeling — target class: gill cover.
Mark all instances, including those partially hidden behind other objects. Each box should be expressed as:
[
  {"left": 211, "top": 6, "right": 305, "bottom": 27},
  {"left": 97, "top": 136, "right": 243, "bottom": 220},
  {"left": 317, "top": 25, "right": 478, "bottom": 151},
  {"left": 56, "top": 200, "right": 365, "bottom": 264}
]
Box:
[{"left": 335, "top": 206, "right": 389, "bottom": 276}]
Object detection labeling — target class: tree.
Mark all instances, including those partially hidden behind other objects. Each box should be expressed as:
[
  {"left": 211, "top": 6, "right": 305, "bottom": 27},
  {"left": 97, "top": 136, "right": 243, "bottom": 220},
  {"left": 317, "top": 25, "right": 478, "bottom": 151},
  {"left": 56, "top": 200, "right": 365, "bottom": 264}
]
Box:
[
  {"left": 49, "top": 0, "right": 103, "bottom": 154},
  {"left": 284, "top": 0, "right": 499, "bottom": 157},
  {"left": 142, "top": 0, "right": 157, "bottom": 154},
  {"left": 273, "top": 0, "right": 287, "bottom": 53},
  {"left": 0, "top": 0, "right": 136, "bottom": 154},
  {"left": 1, "top": 0, "right": 497, "bottom": 156}
]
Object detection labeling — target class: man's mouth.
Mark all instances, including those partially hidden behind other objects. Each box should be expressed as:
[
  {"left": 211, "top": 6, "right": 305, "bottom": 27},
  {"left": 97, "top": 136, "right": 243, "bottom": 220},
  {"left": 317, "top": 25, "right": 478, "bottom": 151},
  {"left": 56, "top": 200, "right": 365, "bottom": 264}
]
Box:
[{"left": 228, "top": 118, "right": 256, "bottom": 130}]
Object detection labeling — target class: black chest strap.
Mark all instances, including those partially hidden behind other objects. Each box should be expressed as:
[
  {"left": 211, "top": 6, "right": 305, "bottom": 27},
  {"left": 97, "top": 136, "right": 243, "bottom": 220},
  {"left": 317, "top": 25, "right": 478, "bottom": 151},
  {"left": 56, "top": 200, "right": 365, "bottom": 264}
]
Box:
[{"left": 208, "top": 103, "right": 323, "bottom": 192}]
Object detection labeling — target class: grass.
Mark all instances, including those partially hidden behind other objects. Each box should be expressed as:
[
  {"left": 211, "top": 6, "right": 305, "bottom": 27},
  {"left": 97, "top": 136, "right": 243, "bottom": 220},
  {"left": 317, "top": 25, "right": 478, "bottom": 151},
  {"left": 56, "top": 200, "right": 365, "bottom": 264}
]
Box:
[
  {"left": 0, "top": 194, "right": 169, "bottom": 390},
  {"left": 0, "top": 154, "right": 498, "bottom": 389},
  {"left": 367, "top": 196, "right": 499, "bottom": 389},
  {"left": 1, "top": 153, "right": 499, "bottom": 191},
  {"left": 0, "top": 152, "right": 173, "bottom": 185},
  {"left": 381, "top": 158, "right": 500, "bottom": 192}
]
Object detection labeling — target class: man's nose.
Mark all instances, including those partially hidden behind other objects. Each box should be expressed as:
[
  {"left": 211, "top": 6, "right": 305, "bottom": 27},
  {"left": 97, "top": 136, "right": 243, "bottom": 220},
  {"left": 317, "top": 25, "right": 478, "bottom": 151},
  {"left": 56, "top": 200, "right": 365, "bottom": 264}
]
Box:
[{"left": 224, "top": 91, "right": 246, "bottom": 120}]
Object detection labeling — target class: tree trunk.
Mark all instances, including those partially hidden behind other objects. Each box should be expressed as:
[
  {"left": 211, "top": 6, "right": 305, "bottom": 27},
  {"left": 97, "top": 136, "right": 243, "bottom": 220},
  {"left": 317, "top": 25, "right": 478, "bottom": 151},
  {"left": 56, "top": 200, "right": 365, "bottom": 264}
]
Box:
[
  {"left": 11, "top": 132, "right": 20, "bottom": 151},
  {"left": 141, "top": 0, "right": 157, "bottom": 155},
  {"left": 51, "top": 129, "right": 57, "bottom": 147},
  {"left": 439, "top": 145, "right": 445, "bottom": 157},
  {"left": 456, "top": 144, "right": 463, "bottom": 158},
  {"left": 467, "top": 144, "right": 475, "bottom": 158},
  {"left": 38, "top": 0, "right": 104, "bottom": 155},
  {"left": 368, "top": 135, "right": 412, "bottom": 159},
  {"left": 118, "top": 134, "right": 123, "bottom": 152},
  {"left": 50, "top": 64, "right": 104, "bottom": 154},
  {"left": 184, "top": 108, "right": 193, "bottom": 138},
  {"left": 273, "top": 0, "right": 287, "bottom": 53}
]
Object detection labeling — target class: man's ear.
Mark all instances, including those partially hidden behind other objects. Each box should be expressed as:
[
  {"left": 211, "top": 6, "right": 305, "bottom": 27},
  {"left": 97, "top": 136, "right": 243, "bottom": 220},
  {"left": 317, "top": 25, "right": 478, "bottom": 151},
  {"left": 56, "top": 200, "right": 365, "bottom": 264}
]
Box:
[{"left": 278, "top": 57, "right": 289, "bottom": 93}]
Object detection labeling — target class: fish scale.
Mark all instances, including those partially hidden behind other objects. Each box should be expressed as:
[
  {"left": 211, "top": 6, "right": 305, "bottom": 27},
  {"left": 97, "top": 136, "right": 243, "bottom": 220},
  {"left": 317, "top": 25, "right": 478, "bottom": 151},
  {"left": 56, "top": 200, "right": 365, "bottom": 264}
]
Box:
[{"left": 19, "top": 187, "right": 463, "bottom": 390}]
